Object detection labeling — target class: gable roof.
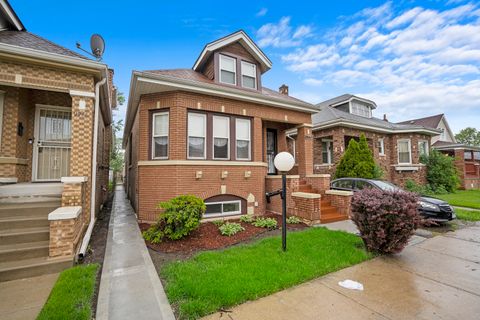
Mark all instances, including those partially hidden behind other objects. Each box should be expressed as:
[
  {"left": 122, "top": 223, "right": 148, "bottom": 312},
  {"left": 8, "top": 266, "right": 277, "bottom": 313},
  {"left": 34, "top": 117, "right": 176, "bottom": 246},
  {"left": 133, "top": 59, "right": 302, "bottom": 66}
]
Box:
[
  {"left": 397, "top": 114, "right": 444, "bottom": 129},
  {"left": 317, "top": 94, "right": 377, "bottom": 110},
  {"left": 312, "top": 105, "right": 440, "bottom": 135},
  {"left": 193, "top": 30, "right": 272, "bottom": 73},
  {"left": 0, "top": 0, "right": 24, "bottom": 31}
]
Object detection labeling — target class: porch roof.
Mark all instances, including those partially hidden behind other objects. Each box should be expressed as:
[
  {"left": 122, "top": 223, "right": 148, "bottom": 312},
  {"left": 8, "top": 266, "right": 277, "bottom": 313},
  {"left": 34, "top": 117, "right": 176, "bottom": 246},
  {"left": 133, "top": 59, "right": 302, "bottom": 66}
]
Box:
[{"left": 433, "top": 141, "right": 480, "bottom": 152}]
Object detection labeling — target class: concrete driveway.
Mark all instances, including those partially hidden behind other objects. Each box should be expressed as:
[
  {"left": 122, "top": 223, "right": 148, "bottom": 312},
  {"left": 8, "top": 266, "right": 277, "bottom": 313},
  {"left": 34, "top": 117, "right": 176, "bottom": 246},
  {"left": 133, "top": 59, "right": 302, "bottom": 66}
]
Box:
[{"left": 205, "top": 224, "right": 480, "bottom": 320}]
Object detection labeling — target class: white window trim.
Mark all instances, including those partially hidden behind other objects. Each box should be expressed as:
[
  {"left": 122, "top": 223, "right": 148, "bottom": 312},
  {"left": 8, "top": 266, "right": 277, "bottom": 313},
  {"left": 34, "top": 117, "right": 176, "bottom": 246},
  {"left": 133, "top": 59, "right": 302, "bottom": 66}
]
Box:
[
  {"left": 397, "top": 139, "right": 412, "bottom": 165},
  {"left": 188, "top": 113, "right": 207, "bottom": 159},
  {"left": 204, "top": 200, "right": 242, "bottom": 217},
  {"left": 418, "top": 140, "right": 429, "bottom": 157},
  {"left": 151, "top": 112, "right": 169, "bottom": 160},
  {"left": 235, "top": 118, "right": 251, "bottom": 161},
  {"left": 0, "top": 91, "right": 4, "bottom": 148},
  {"left": 378, "top": 138, "right": 385, "bottom": 156},
  {"left": 212, "top": 115, "right": 230, "bottom": 160},
  {"left": 322, "top": 139, "right": 333, "bottom": 165},
  {"left": 219, "top": 54, "right": 237, "bottom": 85},
  {"left": 241, "top": 61, "right": 257, "bottom": 89}
]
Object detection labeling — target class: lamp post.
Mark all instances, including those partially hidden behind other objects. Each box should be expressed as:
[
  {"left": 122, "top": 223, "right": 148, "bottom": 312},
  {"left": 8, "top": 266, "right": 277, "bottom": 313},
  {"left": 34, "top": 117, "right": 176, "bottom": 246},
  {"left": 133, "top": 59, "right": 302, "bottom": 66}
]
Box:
[{"left": 273, "top": 152, "right": 295, "bottom": 251}]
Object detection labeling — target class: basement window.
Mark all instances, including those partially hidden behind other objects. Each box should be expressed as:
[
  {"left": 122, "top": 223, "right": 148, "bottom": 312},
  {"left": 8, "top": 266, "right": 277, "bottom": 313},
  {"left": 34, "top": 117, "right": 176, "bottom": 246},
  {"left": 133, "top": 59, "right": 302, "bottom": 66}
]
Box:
[{"left": 205, "top": 200, "right": 241, "bottom": 217}]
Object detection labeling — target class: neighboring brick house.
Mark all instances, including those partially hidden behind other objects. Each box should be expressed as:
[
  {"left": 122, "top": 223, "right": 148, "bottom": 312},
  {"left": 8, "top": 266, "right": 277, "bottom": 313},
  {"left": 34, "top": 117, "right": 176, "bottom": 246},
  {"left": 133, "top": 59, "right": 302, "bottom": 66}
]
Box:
[
  {"left": 399, "top": 115, "right": 480, "bottom": 189},
  {"left": 0, "top": 0, "right": 115, "bottom": 281},
  {"left": 123, "top": 31, "right": 351, "bottom": 225},
  {"left": 305, "top": 94, "right": 440, "bottom": 187}
]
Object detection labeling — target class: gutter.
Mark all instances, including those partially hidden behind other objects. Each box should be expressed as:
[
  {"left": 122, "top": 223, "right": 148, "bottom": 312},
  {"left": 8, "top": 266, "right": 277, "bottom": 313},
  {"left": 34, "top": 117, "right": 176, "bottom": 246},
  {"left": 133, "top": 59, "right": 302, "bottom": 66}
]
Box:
[
  {"left": 78, "top": 76, "right": 107, "bottom": 259},
  {"left": 310, "top": 120, "right": 442, "bottom": 135}
]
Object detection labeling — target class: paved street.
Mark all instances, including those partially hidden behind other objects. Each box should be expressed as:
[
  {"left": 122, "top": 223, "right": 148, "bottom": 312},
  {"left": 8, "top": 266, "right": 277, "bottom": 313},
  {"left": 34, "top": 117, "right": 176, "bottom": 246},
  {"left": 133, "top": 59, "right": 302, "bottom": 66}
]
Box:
[
  {"left": 96, "top": 186, "right": 175, "bottom": 320},
  {"left": 205, "top": 224, "right": 480, "bottom": 320}
]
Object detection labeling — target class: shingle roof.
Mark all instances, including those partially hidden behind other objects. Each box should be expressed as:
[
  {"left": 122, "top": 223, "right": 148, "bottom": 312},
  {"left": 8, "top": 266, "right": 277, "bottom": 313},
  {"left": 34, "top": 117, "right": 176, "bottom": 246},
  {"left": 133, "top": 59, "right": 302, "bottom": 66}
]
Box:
[
  {"left": 316, "top": 94, "right": 377, "bottom": 109},
  {"left": 0, "top": 31, "right": 89, "bottom": 59},
  {"left": 312, "top": 105, "right": 439, "bottom": 134},
  {"left": 144, "top": 68, "right": 312, "bottom": 106},
  {"left": 397, "top": 114, "right": 444, "bottom": 129}
]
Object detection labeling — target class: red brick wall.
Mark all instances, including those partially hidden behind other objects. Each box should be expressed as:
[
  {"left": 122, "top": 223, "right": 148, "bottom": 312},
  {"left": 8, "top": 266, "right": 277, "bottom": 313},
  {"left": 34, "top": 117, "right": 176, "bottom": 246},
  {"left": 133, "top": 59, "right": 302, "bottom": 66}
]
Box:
[
  {"left": 291, "top": 195, "right": 321, "bottom": 224},
  {"left": 265, "top": 176, "right": 299, "bottom": 215}
]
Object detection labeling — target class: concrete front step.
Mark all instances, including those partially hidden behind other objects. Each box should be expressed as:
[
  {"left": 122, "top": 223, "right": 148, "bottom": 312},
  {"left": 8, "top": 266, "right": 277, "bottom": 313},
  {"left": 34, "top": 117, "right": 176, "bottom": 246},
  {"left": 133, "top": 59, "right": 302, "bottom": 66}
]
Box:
[
  {"left": 0, "top": 216, "right": 49, "bottom": 230},
  {"left": 0, "top": 241, "right": 49, "bottom": 262},
  {"left": 0, "top": 256, "right": 72, "bottom": 282},
  {"left": 0, "top": 227, "right": 49, "bottom": 245},
  {"left": 0, "top": 201, "right": 60, "bottom": 218}
]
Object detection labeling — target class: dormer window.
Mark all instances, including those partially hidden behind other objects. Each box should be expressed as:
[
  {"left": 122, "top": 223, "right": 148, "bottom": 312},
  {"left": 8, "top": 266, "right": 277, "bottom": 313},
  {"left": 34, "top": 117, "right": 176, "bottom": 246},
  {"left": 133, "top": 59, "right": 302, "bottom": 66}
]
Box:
[
  {"left": 350, "top": 101, "right": 371, "bottom": 118},
  {"left": 219, "top": 55, "right": 236, "bottom": 85},
  {"left": 241, "top": 61, "right": 257, "bottom": 89}
]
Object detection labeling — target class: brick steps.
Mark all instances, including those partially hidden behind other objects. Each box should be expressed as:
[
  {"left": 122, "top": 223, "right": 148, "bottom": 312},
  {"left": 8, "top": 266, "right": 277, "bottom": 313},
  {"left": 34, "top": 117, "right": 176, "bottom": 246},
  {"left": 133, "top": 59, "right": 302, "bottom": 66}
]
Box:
[{"left": 0, "top": 256, "right": 72, "bottom": 282}]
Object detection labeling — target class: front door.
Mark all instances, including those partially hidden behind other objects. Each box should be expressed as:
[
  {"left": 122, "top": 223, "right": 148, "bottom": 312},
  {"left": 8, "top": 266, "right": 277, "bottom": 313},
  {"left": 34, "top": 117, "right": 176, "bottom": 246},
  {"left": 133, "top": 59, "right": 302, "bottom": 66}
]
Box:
[
  {"left": 33, "top": 105, "right": 72, "bottom": 181},
  {"left": 266, "top": 129, "right": 277, "bottom": 175}
]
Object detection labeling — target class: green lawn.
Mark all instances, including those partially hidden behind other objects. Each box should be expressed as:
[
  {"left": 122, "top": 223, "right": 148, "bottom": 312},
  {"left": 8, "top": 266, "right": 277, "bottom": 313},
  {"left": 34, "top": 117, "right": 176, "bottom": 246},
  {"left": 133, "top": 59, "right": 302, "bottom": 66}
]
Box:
[
  {"left": 455, "top": 208, "right": 480, "bottom": 221},
  {"left": 161, "top": 228, "right": 372, "bottom": 319},
  {"left": 37, "top": 264, "right": 99, "bottom": 320},
  {"left": 434, "top": 189, "right": 480, "bottom": 209}
]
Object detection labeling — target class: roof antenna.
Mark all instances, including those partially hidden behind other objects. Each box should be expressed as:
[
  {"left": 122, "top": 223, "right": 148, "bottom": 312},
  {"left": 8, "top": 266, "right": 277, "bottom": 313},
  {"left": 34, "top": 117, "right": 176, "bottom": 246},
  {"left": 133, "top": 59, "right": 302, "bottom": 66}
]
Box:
[{"left": 76, "top": 34, "right": 105, "bottom": 61}]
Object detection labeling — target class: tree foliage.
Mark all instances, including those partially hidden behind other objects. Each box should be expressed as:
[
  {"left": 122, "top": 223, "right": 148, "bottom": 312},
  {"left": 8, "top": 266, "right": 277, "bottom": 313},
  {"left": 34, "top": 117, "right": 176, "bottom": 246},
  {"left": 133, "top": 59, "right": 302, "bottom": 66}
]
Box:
[
  {"left": 109, "top": 119, "right": 124, "bottom": 176},
  {"left": 421, "top": 150, "right": 460, "bottom": 193},
  {"left": 335, "top": 134, "right": 382, "bottom": 179},
  {"left": 455, "top": 127, "right": 480, "bottom": 146}
]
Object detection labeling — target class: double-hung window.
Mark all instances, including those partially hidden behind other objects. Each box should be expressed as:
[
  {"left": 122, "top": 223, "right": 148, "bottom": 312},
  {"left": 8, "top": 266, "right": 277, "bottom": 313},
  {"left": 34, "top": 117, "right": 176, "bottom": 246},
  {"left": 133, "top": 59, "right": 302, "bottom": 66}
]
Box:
[
  {"left": 397, "top": 139, "right": 412, "bottom": 164},
  {"left": 213, "top": 116, "right": 230, "bottom": 159},
  {"left": 321, "top": 139, "right": 333, "bottom": 164},
  {"left": 418, "top": 140, "right": 429, "bottom": 157},
  {"left": 241, "top": 61, "right": 256, "bottom": 89},
  {"left": 152, "top": 112, "right": 169, "bottom": 159},
  {"left": 236, "top": 118, "right": 251, "bottom": 160},
  {"left": 188, "top": 113, "right": 206, "bottom": 159},
  {"left": 378, "top": 138, "right": 385, "bottom": 156},
  {"left": 219, "top": 55, "right": 236, "bottom": 85}
]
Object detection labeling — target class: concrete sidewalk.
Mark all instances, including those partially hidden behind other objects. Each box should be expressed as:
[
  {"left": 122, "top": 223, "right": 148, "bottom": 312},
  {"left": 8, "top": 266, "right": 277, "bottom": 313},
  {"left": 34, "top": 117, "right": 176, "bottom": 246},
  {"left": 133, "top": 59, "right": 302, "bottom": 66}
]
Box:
[
  {"left": 96, "top": 186, "right": 174, "bottom": 320},
  {"left": 205, "top": 224, "right": 480, "bottom": 320}
]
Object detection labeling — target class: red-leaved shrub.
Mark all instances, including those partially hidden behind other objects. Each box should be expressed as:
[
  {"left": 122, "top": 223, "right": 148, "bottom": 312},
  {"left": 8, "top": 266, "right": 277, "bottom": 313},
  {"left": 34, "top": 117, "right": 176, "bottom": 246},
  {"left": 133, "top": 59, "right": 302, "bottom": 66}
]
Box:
[{"left": 351, "top": 188, "right": 421, "bottom": 254}]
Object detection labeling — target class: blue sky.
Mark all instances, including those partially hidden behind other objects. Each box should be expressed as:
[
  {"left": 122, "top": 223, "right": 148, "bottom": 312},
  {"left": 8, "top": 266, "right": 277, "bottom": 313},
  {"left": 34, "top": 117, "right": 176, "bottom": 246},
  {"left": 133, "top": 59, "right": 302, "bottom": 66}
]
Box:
[{"left": 11, "top": 0, "right": 480, "bottom": 134}]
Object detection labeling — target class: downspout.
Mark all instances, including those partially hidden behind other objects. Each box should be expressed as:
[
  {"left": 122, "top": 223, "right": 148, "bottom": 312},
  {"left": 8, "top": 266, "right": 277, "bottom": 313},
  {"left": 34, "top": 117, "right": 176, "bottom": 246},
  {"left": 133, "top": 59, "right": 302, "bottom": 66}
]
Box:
[{"left": 78, "top": 76, "right": 107, "bottom": 260}]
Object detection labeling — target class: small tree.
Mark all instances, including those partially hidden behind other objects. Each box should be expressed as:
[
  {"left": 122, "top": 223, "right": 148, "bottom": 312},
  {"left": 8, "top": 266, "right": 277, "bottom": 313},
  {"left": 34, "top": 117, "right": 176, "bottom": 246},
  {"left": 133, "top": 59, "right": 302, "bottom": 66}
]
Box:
[
  {"left": 110, "top": 119, "right": 124, "bottom": 185},
  {"left": 421, "top": 150, "right": 460, "bottom": 193},
  {"left": 335, "top": 134, "right": 381, "bottom": 179},
  {"left": 455, "top": 127, "right": 480, "bottom": 146}
]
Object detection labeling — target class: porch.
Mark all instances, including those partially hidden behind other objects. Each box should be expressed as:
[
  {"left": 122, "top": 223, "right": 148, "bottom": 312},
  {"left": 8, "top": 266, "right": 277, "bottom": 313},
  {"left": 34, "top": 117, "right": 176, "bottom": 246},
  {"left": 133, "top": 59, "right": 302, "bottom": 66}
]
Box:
[{"left": 437, "top": 147, "right": 480, "bottom": 190}]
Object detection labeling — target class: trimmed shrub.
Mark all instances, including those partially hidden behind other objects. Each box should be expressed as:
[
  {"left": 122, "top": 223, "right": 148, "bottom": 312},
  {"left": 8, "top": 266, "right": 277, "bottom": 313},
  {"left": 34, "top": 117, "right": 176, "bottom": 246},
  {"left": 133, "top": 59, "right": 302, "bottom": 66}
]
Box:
[
  {"left": 421, "top": 150, "right": 460, "bottom": 193},
  {"left": 351, "top": 188, "right": 421, "bottom": 254},
  {"left": 252, "top": 217, "right": 278, "bottom": 229},
  {"left": 239, "top": 215, "right": 255, "bottom": 223},
  {"left": 286, "top": 216, "right": 301, "bottom": 224},
  {"left": 335, "top": 134, "right": 381, "bottom": 179},
  {"left": 143, "top": 195, "right": 206, "bottom": 243},
  {"left": 219, "top": 222, "right": 245, "bottom": 236},
  {"left": 212, "top": 219, "right": 225, "bottom": 227}
]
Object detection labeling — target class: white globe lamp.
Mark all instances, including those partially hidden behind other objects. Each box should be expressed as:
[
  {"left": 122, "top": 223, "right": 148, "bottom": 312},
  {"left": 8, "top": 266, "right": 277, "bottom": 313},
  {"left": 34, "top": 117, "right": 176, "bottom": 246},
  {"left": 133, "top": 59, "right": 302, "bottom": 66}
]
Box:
[{"left": 274, "top": 152, "right": 295, "bottom": 173}]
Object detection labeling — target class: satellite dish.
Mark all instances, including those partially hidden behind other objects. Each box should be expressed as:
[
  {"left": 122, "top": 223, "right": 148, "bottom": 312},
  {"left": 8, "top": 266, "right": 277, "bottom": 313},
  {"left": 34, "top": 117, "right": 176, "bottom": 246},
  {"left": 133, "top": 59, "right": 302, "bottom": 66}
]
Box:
[{"left": 90, "top": 34, "right": 105, "bottom": 60}]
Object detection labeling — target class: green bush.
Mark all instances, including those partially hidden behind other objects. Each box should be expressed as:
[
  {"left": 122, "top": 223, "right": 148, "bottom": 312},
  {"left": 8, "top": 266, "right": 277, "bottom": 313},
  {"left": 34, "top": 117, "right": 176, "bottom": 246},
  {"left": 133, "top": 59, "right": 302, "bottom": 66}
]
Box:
[
  {"left": 239, "top": 215, "right": 255, "bottom": 223},
  {"left": 219, "top": 222, "right": 245, "bottom": 236},
  {"left": 212, "top": 219, "right": 225, "bottom": 227},
  {"left": 143, "top": 195, "right": 206, "bottom": 243},
  {"left": 252, "top": 217, "right": 277, "bottom": 229},
  {"left": 286, "top": 216, "right": 301, "bottom": 224},
  {"left": 404, "top": 179, "right": 434, "bottom": 195},
  {"left": 335, "top": 134, "right": 381, "bottom": 179},
  {"left": 421, "top": 150, "right": 460, "bottom": 193}
]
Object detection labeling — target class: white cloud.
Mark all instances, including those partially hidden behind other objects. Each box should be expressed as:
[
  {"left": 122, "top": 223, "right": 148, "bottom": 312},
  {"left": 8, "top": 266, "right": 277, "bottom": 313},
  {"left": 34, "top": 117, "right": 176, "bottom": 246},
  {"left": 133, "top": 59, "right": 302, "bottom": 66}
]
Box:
[
  {"left": 256, "top": 8, "right": 268, "bottom": 17},
  {"left": 256, "top": 17, "right": 312, "bottom": 48},
  {"left": 275, "top": 1, "right": 480, "bottom": 131}
]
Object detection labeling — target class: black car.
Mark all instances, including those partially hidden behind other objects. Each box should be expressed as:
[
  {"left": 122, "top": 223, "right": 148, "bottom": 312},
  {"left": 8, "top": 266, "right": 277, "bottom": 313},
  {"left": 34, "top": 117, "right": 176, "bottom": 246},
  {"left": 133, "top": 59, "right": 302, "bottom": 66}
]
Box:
[{"left": 330, "top": 178, "right": 456, "bottom": 222}]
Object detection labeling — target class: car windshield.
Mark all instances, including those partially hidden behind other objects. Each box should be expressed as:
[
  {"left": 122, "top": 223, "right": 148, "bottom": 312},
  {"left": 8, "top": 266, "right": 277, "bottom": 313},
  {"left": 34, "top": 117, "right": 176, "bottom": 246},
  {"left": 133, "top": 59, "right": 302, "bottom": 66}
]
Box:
[{"left": 371, "top": 180, "right": 403, "bottom": 192}]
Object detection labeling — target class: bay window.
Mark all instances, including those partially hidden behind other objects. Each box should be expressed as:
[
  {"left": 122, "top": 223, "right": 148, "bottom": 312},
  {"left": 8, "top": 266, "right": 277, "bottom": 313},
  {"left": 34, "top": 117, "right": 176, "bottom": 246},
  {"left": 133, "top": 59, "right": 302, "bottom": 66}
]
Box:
[
  {"left": 188, "top": 113, "right": 206, "bottom": 159},
  {"left": 219, "top": 55, "right": 236, "bottom": 85},
  {"left": 213, "top": 116, "right": 230, "bottom": 159},
  {"left": 236, "top": 118, "right": 251, "bottom": 160},
  {"left": 397, "top": 139, "right": 412, "bottom": 164},
  {"left": 152, "top": 112, "right": 169, "bottom": 159},
  {"left": 241, "top": 61, "right": 257, "bottom": 89}
]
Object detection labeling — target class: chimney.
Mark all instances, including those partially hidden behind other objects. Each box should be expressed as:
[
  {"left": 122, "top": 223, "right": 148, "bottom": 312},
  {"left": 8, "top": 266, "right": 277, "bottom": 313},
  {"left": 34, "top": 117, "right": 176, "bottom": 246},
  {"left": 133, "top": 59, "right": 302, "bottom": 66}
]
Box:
[
  {"left": 383, "top": 114, "right": 388, "bottom": 122},
  {"left": 279, "top": 84, "right": 289, "bottom": 95}
]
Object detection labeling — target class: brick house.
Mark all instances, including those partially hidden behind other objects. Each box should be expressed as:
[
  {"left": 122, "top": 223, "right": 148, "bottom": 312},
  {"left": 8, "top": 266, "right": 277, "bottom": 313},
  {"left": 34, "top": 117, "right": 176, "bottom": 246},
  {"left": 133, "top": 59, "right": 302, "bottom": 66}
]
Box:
[
  {"left": 124, "top": 31, "right": 351, "bottom": 225},
  {"left": 399, "top": 114, "right": 480, "bottom": 189},
  {"left": 0, "top": 0, "right": 115, "bottom": 281},
  {"left": 305, "top": 94, "right": 440, "bottom": 187}
]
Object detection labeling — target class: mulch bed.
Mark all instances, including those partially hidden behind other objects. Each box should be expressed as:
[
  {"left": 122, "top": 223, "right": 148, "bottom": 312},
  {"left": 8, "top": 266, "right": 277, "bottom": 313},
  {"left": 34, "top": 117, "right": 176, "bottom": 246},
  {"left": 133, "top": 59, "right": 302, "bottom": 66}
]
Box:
[{"left": 140, "top": 213, "right": 308, "bottom": 254}]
